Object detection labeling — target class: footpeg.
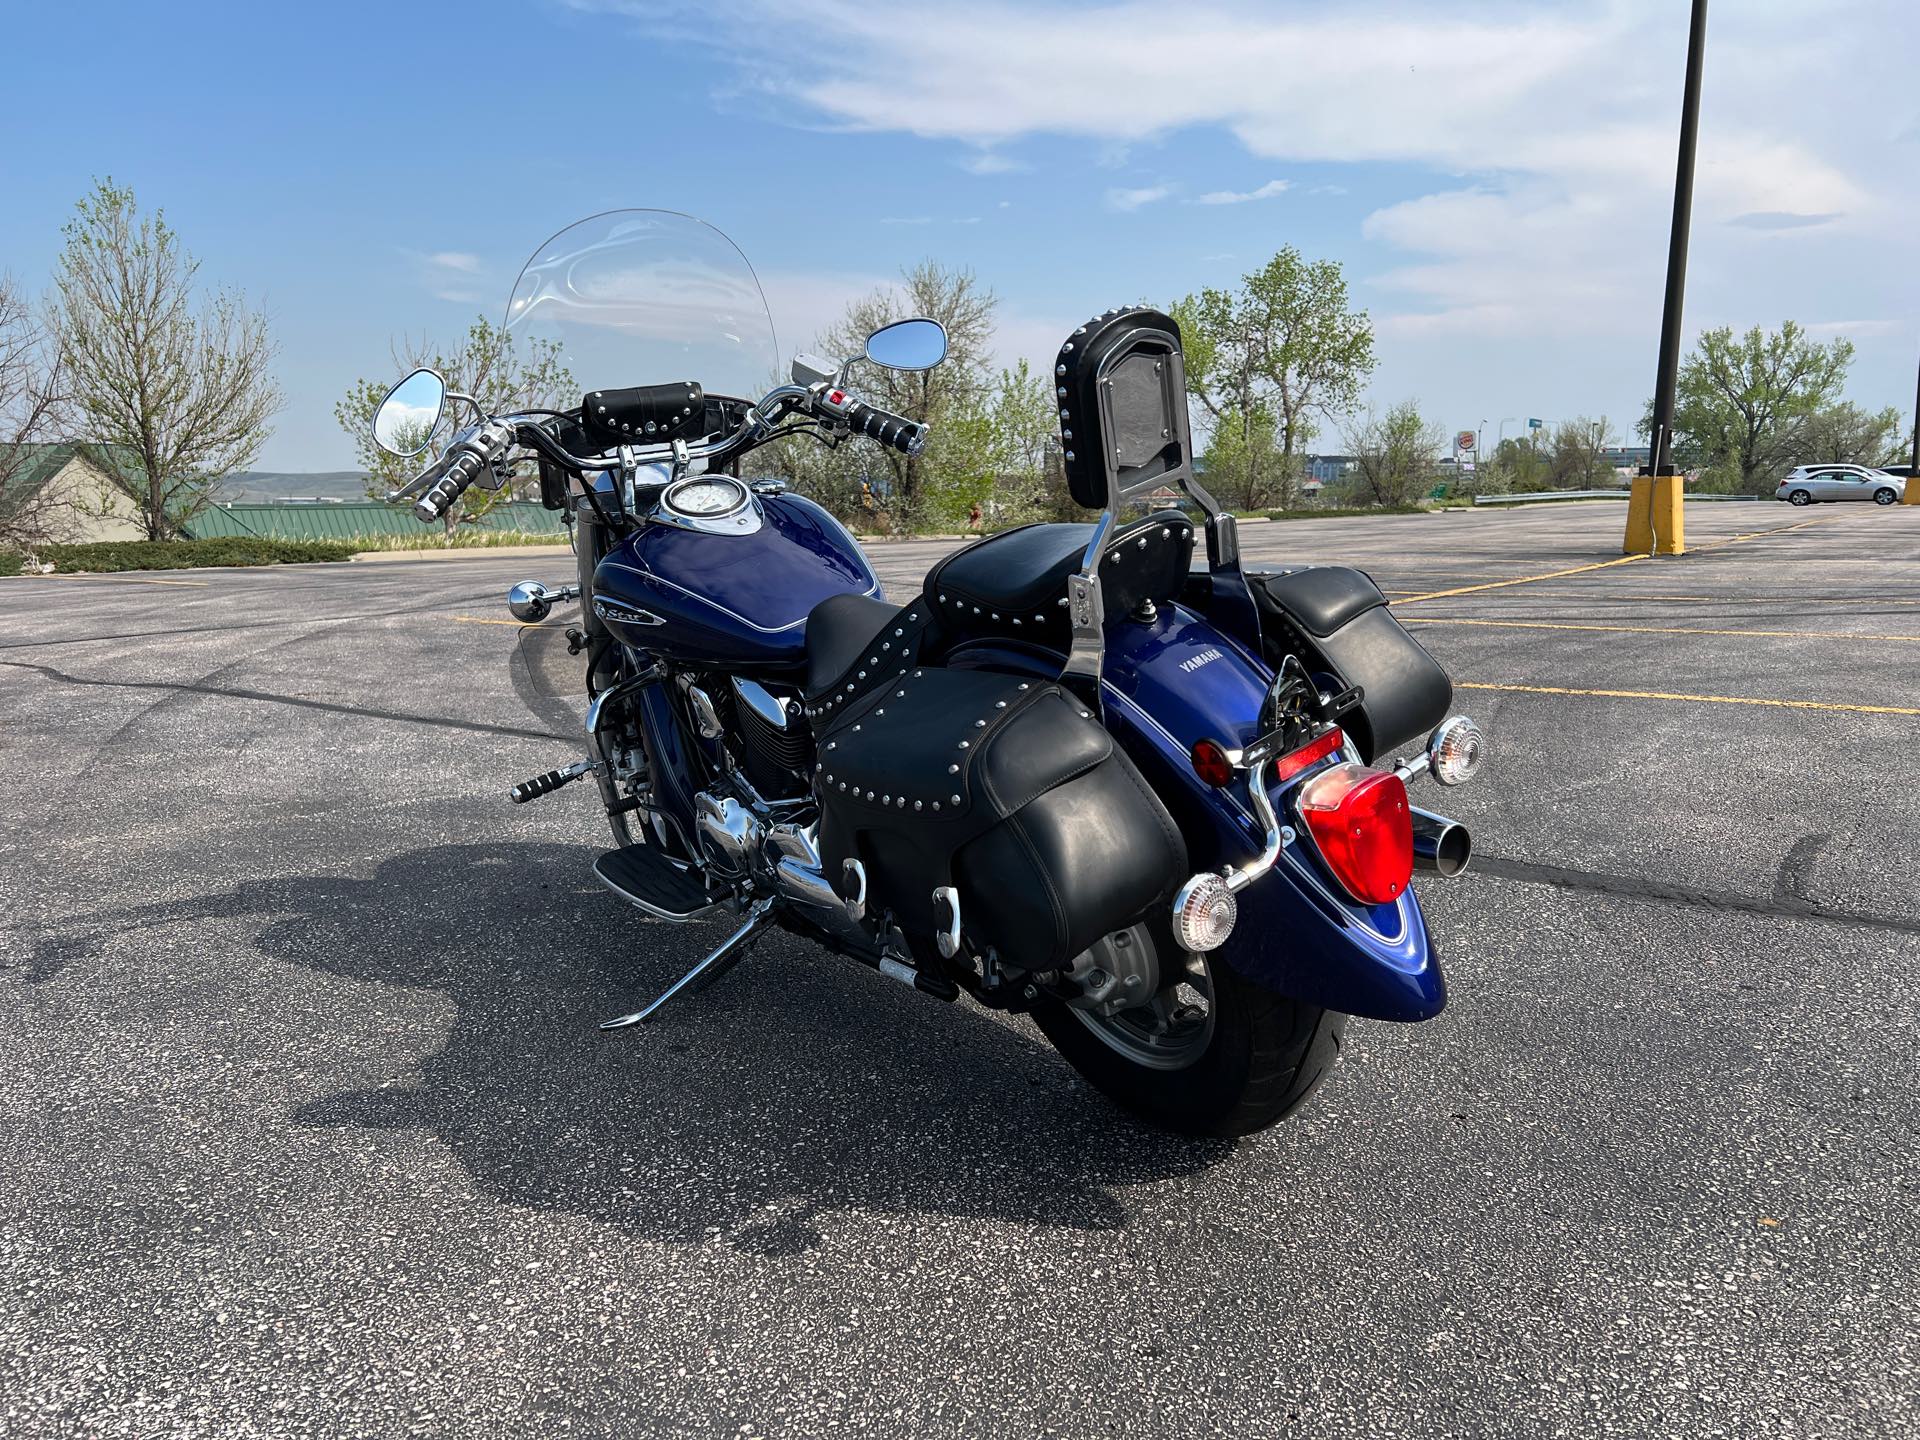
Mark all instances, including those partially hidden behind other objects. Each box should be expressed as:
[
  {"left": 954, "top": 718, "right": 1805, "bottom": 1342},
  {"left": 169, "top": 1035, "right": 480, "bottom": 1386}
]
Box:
[
  {"left": 592, "top": 845, "right": 725, "bottom": 921},
  {"left": 509, "top": 760, "right": 595, "bottom": 804}
]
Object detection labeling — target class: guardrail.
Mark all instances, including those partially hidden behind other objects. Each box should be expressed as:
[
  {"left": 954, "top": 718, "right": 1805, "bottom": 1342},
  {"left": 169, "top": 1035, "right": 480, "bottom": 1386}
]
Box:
[{"left": 1471, "top": 489, "right": 1760, "bottom": 505}]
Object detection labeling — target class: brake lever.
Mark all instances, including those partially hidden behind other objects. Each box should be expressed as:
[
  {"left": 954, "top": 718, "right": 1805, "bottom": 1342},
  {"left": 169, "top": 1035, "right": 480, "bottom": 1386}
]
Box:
[{"left": 385, "top": 458, "right": 447, "bottom": 503}]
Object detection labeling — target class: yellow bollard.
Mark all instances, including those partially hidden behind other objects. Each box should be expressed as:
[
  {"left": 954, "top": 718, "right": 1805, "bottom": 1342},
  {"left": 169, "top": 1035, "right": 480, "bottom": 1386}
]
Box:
[
  {"left": 1623, "top": 475, "right": 1686, "bottom": 555},
  {"left": 1904, "top": 476, "right": 1920, "bottom": 505}
]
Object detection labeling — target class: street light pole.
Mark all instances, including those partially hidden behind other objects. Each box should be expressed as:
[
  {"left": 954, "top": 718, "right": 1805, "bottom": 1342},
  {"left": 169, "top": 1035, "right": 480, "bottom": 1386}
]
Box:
[
  {"left": 1626, "top": 0, "right": 1706, "bottom": 555},
  {"left": 1905, "top": 341, "right": 1920, "bottom": 503}
]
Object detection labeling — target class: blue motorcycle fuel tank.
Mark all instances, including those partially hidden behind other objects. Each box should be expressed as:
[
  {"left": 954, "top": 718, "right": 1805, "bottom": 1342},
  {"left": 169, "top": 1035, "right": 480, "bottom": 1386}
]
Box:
[{"left": 593, "top": 491, "right": 880, "bottom": 673}]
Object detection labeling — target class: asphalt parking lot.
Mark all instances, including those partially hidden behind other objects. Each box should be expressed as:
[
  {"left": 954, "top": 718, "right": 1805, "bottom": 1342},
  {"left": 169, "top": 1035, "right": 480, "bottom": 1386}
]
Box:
[{"left": 2, "top": 500, "right": 1916, "bottom": 1438}]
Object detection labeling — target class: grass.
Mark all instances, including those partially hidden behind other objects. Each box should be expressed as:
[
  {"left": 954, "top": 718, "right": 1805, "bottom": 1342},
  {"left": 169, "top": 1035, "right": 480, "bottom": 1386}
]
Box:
[
  {"left": 1265, "top": 504, "right": 1430, "bottom": 521},
  {"left": 349, "top": 528, "right": 571, "bottom": 552},
  {"left": 7, "top": 538, "right": 359, "bottom": 573}
]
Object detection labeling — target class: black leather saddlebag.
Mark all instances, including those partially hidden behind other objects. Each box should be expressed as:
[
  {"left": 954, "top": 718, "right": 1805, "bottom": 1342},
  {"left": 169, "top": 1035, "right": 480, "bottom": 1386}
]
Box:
[
  {"left": 1248, "top": 567, "right": 1452, "bottom": 763},
  {"left": 813, "top": 666, "right": 1185, "bottom": 974}
]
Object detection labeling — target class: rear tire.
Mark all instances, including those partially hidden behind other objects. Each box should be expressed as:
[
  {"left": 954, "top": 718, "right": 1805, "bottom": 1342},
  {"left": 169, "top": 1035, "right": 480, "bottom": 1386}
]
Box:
[
  {"left": 1874, "top": 488, "right": 1898, "bottom": 505},
  {"left": 1788, "top": 489, "right": 1813, "bottom": 506},
  {"left": 1033, "top": 946, "right": 1347, "bottom": 1138}
]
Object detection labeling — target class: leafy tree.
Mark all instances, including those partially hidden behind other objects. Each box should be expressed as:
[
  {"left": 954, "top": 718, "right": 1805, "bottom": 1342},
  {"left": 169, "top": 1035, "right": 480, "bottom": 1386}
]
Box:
[
  {"left": 1201, "top": 403, "right": 1286, "bottom": 513},
  {"left": 50, "top": 179, "right": 282, "bottom": 539},
  {"left": 0, "top": 274, "right": 74, "bottom": 551},
  {"left": 1483, "top": 435, "right": 1547, "bottom": 494},
  {"left": 1172, "top": 247, "right": 1374, "bottom": 510},
  {"left": 1546, "top": 417, "right": 1619, "bottom": 489},
  {"left": 1663, "top": 322, "right": 1852, "bottom": 493},
  {"left": 1796, "top": 401, "right": 1904, "bottom": 468},
  {"left": 335, "top": 317, "right": 572, "bottom": 536},
  {"left": 801, "top": 261, "right": 997, "bottom": 532},
  {"left": 1342, "top": 401, "right": 1443, "bottom": 507}
]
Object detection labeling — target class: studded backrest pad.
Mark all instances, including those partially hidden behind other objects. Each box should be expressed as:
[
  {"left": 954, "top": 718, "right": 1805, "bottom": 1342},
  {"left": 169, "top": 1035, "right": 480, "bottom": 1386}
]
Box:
[
  {"left": 922, "top": 510, "right": 1194, "bottom": 648},
  {"left": 1055, "top": 308, "right": 1192, "bottom": 511}
]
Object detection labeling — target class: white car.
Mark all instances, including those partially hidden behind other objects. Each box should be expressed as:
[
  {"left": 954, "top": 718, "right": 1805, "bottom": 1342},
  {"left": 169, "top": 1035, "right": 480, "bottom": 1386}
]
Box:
[{"left": 1776, "top": 465, "right": 1905, "bottom": 506}]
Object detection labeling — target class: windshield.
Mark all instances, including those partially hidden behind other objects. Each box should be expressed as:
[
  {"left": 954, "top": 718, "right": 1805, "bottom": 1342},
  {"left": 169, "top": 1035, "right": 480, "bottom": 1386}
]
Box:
[{"left": 504, "top": 210, "right": 779, "bottom": 411}]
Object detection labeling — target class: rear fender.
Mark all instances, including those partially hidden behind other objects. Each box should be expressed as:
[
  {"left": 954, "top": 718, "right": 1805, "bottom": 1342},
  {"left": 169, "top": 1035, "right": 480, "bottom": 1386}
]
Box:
[{"left": 946, "top": 605, "right": 1446, "bottom": 1023}]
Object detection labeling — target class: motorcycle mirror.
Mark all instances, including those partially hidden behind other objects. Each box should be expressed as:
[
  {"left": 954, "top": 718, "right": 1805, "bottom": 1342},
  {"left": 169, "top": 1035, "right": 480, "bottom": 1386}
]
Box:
[
  {"left": 507, "top": 581, "right": 554, "bottom": 623},
  {"left": 864, "top": 318, "right": 948, "bottom": 372},
  {"left": 372, "top": 368, "right": 448, "bottom": 457}
]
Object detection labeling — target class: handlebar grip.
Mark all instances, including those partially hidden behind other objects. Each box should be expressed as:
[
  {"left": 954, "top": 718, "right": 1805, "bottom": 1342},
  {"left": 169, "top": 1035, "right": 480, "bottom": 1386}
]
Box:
[
  {"left": 843, "top": 400, "right": 927, "bottom": 456},
  {"left": 412, "top": 450, "right": 483, "bottom": 523}
]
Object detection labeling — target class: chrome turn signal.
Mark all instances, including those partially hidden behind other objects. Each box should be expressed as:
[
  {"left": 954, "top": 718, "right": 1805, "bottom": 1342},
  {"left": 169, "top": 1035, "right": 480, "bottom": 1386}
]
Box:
[
  {"left": 1172, "top": 873, "right": 1238, "bottom": 953},
  {"left": 1426, "top": 716, "right": 1485, "bottom": 786}
]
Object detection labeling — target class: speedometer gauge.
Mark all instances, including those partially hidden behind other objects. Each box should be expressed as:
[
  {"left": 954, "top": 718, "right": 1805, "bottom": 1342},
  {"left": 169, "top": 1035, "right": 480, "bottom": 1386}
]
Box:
[
  {"left": 664, "top": 477, "right": 746, "bottom": 518},
  {"left": 657, "top": 476, "right": 760, "bottom": 535}
]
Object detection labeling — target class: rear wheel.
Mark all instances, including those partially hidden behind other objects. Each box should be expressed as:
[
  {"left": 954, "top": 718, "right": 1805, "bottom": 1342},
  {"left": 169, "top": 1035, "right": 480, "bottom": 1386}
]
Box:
[
  {"left": 1032, "top": 931, "right": 1347, "bottom": 1138},
  {"left": 1788, "top": 489, "right": 1813, "bottom": 506},
  {"left": 1874, "top": 488, "right": 1898, "bottom": 505}
]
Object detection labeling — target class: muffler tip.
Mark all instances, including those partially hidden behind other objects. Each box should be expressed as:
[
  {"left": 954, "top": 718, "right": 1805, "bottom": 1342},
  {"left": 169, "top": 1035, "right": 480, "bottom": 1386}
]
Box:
[{"left": 1411, "top": 811, "right": 1473, "bottom": 878}]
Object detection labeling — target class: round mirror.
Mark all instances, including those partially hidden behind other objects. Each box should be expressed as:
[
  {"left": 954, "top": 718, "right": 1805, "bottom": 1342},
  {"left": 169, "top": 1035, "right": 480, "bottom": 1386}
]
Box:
[
  {"left": 372, "top": 368, "right": 447, "bottom": 457},
  {"left": 864, "top": 318, "right": 948, "bottom": 372}
]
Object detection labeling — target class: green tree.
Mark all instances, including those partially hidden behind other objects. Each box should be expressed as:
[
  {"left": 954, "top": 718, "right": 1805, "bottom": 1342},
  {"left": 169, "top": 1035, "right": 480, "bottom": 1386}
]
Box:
[
  {"left": 1663, "top": 322, "right": 1853, "bottom": 493},
  {"left": 1172, "top": 247, "right": 1375, "bottom": 510},
  {"left": 1546, "top": 417, "right": 1619, "bottom": 489},
  {"left": 51, "top": 179, "right": 282, "bottom": 539},
  {"left": 1201, "top": 403, "right": 1284, "bottom": 513},
  {"left": 1796, "top": 401, "right": 1904, "bottom": 467},
  {"left": 1483, "top": 435, "right": 1547, "bottom": 494},
  {"left": 335, "top": 317, "right": 572, "bottom": 536},
  {"left": 1342, "top": 401, "right": 1443, "bottom": 506}
]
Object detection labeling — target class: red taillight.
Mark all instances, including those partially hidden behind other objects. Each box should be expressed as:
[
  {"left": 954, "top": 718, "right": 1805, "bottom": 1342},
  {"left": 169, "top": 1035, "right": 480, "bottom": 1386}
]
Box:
[
  {"left": 1190, "top": 738, "right": 1234, "bottom": 787},
  {"left": 1297, "top": 762, "right": 1413, "bottom": 905},
  {"left": 1273, "top": 726, "right": 1344, "bottom": 783}
]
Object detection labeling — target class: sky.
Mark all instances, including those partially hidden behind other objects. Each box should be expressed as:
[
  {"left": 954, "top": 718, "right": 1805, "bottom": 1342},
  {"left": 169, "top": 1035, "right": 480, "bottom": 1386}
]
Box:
[{"left": 1, "top": 0, "right": 1915, "bottom": 473}]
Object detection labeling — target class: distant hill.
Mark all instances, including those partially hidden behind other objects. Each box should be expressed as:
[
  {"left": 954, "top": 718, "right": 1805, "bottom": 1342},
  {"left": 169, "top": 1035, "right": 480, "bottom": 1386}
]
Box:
[{"left": 219, "top": 470, "right": 370, "bottom": 503}]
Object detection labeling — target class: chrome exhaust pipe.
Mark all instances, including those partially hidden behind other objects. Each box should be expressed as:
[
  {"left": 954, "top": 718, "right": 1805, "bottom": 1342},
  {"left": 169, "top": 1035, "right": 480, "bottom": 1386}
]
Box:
[{"left": 1411, "top": 808, "right": 1472, "bottom": 877}]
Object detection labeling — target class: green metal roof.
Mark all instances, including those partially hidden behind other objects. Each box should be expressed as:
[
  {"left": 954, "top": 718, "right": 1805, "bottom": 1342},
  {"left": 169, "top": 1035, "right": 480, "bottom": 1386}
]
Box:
[{"left": 183, "top": 500, "right": 566, "bottom": 542}]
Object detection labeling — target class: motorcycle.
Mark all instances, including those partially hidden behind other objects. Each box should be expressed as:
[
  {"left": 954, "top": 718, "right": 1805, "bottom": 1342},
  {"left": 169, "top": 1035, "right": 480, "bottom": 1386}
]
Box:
[{"left": 371, "top": 210, "right": 1485, "bottom": 1137}]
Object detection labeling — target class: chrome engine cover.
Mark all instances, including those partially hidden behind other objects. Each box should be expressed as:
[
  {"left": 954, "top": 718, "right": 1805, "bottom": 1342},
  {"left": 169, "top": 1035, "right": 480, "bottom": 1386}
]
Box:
[{"left": 694, "top": 792, "right": 761, "bottom": 879}]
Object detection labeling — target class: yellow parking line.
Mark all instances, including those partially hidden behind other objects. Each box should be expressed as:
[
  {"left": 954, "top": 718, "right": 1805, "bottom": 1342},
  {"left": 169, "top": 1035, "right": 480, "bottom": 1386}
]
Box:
[
  {"left": 1457, "top": 680, "right": 1920, "bottom": 718},
  {"left": 1689, "top": 514, "right": 1839, "bottom": 550},
  {"left": 1393, "top": 555, "right": 1645, "bottom": 605},
  {"left": 1404, "top": 617, "right": 1920, "bottom": 643}
]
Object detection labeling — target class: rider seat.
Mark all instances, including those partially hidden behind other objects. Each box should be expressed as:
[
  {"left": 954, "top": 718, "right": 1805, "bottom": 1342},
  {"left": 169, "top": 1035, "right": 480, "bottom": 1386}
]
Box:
[
  {"left": 800, "top": 509, "right": 1194, "bottom": 705},
  {"left": 920, "top": 509, "right": 1194, "bottom": 648}
]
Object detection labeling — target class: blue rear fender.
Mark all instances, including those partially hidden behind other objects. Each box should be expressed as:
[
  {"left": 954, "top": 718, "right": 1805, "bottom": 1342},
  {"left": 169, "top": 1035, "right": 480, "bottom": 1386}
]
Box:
[{"left": 951, "top": 605, "right": 1446, "bottom": 1023}]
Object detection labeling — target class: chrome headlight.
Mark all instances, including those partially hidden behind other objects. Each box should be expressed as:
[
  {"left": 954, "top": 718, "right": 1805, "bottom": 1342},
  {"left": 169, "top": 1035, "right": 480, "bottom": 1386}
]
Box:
[{"left": 1426, "top": 716, "right": 1485, "bottom": 786}]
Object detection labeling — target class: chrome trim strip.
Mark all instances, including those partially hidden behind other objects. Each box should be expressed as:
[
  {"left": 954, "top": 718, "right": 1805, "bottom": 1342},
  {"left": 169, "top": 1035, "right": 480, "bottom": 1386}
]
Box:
[{"left": 600, "top": 560, "right": 882, "bottom": 635}]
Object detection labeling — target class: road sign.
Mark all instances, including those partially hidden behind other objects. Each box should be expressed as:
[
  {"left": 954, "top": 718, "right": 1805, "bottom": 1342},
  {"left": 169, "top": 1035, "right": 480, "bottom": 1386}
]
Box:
[
  {"left": 1455, "top": 430, "right": 1476, "bottom": 452},
  {"left": 1528, "top": 417, "right": 1543, "bottom": 430}
]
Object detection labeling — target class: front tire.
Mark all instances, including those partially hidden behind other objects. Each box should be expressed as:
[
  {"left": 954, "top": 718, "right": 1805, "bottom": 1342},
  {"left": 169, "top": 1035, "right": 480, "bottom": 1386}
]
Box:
[
  {"left": 1875, "top": 488, "right": 1898, "bottom": 505},
  {"left": 1033, "top": 943, "right": 1347, "bottom": 1138},
  {"left": 1788, "top": 489, "right": 1813, "bottom": 506}
]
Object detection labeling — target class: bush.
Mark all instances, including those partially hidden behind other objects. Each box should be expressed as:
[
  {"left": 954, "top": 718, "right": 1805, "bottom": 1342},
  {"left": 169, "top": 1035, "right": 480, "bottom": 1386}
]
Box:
[
  {"left": 348, "top": 528, "right": 570, "bottom": 552},
  {"left": 31, "top": 538, "right": 358, "bottom": 573}
]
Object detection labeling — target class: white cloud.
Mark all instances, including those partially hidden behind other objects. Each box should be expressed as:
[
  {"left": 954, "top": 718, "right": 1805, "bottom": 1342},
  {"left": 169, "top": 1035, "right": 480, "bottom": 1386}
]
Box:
[
  {"left": 1107, "top": 184, "right": 1173, "bottom": 212},
  {"left": 577, "top": 0, "right": 1912, "bottom": 345},
  {"left": 427, "top": 251, "right": 483, "bottom": 275},
  {"left": 1806, "top": 319, "right": 1902, "bottom": 338},
  {"left": 1196, "top": 179, "right": 1291, "bottom": 205}
]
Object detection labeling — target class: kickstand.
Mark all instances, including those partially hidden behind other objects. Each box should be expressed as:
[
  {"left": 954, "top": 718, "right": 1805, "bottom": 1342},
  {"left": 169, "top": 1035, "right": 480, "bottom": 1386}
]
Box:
[{"left": 599, "top": 899, "right": 775, "bottom": 1030}]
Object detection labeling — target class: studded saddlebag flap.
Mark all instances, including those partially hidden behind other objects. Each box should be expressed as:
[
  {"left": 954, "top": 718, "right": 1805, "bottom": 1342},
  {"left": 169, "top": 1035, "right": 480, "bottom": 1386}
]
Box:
[
  {"left": 1247, "top": 567, "right": 1453, "bottom": 764},
  {"left": 813, "top": 667, "right": 1186, "bottom": 974}
]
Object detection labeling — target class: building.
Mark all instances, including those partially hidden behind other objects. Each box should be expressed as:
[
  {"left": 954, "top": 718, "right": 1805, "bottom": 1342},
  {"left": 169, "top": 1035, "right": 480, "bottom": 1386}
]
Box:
[{"left": 0, "top": 444, "right": 147, "bottom": 544}]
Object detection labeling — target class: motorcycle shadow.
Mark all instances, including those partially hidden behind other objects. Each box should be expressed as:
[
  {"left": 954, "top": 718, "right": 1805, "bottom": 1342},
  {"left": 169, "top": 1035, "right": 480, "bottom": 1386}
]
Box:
[{"left": 87, "top": 841, "right": 1233, "bottom": 1253}]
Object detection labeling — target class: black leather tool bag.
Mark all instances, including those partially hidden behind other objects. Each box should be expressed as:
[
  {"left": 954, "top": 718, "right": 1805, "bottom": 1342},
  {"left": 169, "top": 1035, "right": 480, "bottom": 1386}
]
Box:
[
  {"left": 813, "top": 666, "right": 1185, "bottom": 974},
  {"left": 1247, "top": 567, "right": 1453, "bottom": 763}
]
